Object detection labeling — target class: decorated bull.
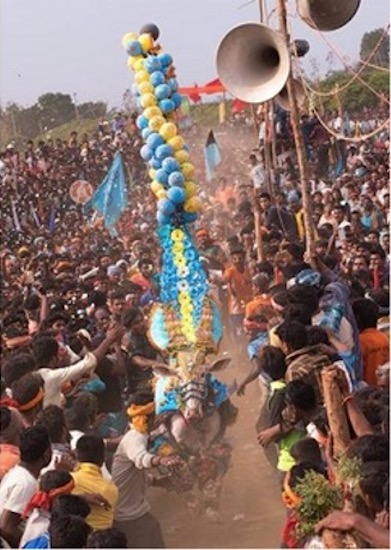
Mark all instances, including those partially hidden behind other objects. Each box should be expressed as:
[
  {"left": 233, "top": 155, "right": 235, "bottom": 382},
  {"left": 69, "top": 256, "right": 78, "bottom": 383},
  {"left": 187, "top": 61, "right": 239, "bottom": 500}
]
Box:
[{"left": 122, "top": 25, "right": 237, "bottom": 521}]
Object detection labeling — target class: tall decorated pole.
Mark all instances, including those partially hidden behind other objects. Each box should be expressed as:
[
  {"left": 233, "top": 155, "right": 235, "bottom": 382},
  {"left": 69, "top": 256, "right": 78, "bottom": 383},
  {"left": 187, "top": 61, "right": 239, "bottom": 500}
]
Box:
[{"left": 122, "top": 24, "right": 222, "bottom": 357}]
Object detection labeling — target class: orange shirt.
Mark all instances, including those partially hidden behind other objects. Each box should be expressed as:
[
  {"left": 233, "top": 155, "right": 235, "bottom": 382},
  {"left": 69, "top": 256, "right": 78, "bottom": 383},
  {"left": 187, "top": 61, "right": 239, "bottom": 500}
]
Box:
[
  {"left": 0, "top": 444, "right": 20, "bottom": 480},
  {"left": 245, "top": 294, "right": 272, "bottom": 318},
  {"left": 359, "top": 328, "right": 389, "bottom": 386},
  {"left": 224, "top": 265, "right": 253, "bottom": 315}
]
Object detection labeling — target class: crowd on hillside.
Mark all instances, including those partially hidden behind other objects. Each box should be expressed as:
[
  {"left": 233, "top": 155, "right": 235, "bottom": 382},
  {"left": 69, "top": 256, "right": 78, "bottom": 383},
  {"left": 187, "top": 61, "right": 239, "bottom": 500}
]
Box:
[{"left": 0, "top": 104, "right": 389, "bottom": 549}]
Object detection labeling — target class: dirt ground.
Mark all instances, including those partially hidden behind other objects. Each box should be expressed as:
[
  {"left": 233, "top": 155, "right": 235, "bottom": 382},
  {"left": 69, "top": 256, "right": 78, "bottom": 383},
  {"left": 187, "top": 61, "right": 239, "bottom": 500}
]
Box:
[{"left": 148, "top": 356, "right": 286, "bottom": 548}]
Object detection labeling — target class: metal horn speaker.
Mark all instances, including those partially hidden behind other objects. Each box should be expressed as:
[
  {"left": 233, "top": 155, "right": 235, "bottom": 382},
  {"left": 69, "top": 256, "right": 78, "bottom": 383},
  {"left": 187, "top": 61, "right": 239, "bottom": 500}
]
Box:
[
  {"left": 297, "top": 0, "right": 361, "bottom": 31},
  {"left": 275, "top": 78, "right": 305, "bottom": 111},
  {"left": 216, "top": 23, "right": 290, "bottom": 103}
]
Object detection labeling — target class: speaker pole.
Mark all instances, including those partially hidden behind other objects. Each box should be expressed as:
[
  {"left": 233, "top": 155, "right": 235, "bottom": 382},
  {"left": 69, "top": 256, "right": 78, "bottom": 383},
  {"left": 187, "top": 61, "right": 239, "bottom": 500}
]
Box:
[{"left": 277, "top": 0, "right": 315, "bottom": 253}]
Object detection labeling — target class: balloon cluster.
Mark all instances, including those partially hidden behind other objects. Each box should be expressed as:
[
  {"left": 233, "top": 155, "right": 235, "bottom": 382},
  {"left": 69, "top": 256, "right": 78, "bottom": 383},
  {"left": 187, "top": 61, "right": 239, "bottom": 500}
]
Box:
[
  {"left": 122, "top": 24, "right": 208, "bottom": 342},
  {"left": 122, "top": 25, "right": 202, "bottom": 227}
]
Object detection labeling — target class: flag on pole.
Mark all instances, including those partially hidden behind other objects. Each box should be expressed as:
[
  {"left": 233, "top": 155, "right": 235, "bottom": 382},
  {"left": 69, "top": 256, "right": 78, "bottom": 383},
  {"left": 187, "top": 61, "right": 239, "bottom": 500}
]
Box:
[
  {"left": 204, "top": 130, "right": 221, "bottom": 182},
  {"left": 48, "top": 205, "right": 56, "bottom": 233},
  {"left": 84, "top": 151, "right": 127, "bottom": 236},
  {"left": 218, "top": 102, "right": 226, "bottom": 124},
  {"left": 11, "top": 200, "right": 21, "bottom": 232},
  {"left": 30, "top": 202, "right": 40, "bottom": 227}
]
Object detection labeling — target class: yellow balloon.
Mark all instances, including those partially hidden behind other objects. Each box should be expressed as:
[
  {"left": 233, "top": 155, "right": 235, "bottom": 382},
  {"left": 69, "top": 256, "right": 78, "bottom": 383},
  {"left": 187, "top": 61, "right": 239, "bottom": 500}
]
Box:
[
  {"left": 133, "top": 58, "right": 145, "bottom": 71},
  {"left": 168, "top": 136, "right": 185, "bottom": 152},
  {"left": 156, "top": 190, "right": 167, "bottom": 200},
  {"left": 173, "top": 243, "right": 184, "bottom": 254},
  {"left": 143, "top": 106, "right": 161, "bottom": 120},
  {"left": 184, "top": 181, "right": 197, "bottom": 198},
  {"left": 174, "top": 150, "right": 190, "bottom": 164},
  {"left": 135, "top": 70, "right": 150, "bottom": 84},
  {"left": 184, "top": 197, "right": 202, "bottom": 213},
  {"left": 149, "top": 169, "right": 157, "bottom": 180},
  {"left": 121, "top": 32, "right": 138, "bottom": 48},
  {"left": 159, "top": 122, "right": 177, "bottom": 141},
  {"left": 149, "top": 116, "right": 165, "bottom": 131},
  {"left": 138, "top": 33, "right": 154, "bottom": 53},
  {"left": 181, "top": 162, "right": 195, "bottom": 179},
  {"left": 140, "top": 93, "right": 157, "bottom": 108},
  {"left": 138, "top": 81, "right": 154, "bottom": 95},
  {"left": 171, "top": 228, "right": 184, "bottom": 241},
  {"left": 151, "top": 181, "right": 164, "bottom": 194}
]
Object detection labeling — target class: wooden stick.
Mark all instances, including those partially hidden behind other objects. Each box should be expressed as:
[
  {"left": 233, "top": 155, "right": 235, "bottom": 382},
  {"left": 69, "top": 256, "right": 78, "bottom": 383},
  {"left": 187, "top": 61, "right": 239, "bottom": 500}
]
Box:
[{"left": 321, "top": 367, "right": 351, "bottom": 455}]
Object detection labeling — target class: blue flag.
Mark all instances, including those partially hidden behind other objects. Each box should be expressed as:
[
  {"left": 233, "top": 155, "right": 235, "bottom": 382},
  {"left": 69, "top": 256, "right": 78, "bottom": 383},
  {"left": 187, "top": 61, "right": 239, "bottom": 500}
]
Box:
[
  {"left": 85, "top": 151, "right": 127, "bottom": 235},
  {"left": 204, "top": 130, "right": 221, "bottom": 182}
]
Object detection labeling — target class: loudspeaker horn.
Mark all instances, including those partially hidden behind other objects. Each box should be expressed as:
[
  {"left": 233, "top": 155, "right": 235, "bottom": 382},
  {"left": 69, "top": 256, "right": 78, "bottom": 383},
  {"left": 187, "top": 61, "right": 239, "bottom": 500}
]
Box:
[
  {"left": 275, "top": 78, "right": 305, "bottom": 111},
  {"left": 297, "top": 0, "right": 361, "bottom": 32},
  {"left": 216, "top": 23, "right": 290, "bottom": 104}
]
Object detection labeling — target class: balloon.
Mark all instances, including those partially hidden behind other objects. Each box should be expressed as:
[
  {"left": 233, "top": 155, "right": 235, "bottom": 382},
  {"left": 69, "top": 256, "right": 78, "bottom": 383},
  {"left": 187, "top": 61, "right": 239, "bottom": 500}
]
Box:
[
  {"left": 139, "top": 23, "right": 160, "bottom": 40},
  {"left": 181, "top": 162, "right": 195, "bottom": 179},
  {"left": 159, "top": 122, "right": 177, "bottom": 141},
  {"left": 168, "top": 171, "right": 185, "bottom": 187},
  {"left": 171, "top": 92, "right": 182, "bottom": 108},
  {"left": 145, "top": 56, "right": 162, "bottom": 73},
  {"left": 174, "top": 150, "right": 190, "bottom": 164},
  {"left": 167, "top": 78, "right": 178, "bottom": 92},
  {"left": 148, "top": 168, "right": 156, "bottom": 180},
  {"left": 148, "top": 116, "right": 165, "bottom": 132},
  {"left": 143, "top": 106, "right": 162, "bottom": 119},
  {"left": 136, "top": 115, "right": 149, "bottom": 130},
  {"left": 146, "top": 132, "right": 165, "bottom": 150},
  {"left": 135, "top": 70, "right": 150, "bottom": 84},
  {"left": 151, "top": 181, "right": 164, "bottom": 194},
  {"left": 131, "top": 83, "right": 140, "bottom": 96},
  {"left": 156, "top": 211, "right": 170, "bottom": 225},
  {"left": 133, "top": 58, "right": 145, "bottom": 71},
  {"left": 158, "top": 198, "right": 175, "bottom": 215},
  {"left": 184, "top": 181, "right": 197, "bottom": 198},
  {"left": 156, "top": 189, "right": 167, "bottom": 200},
  {"left": 140, "top": 93, "right": 157, "bottom": 108},
  {"left": 157, "top": 53, "right": 173, "bottom": 67},
  {"left": 155, "top": 84, "right": 172, "bottom": 101},
  {"left": 159, "top": 99, "right": 175, "bottom": 114},
  {"left": 150, "top": 71, "right": 166, "bottom": 87},
  {"left": 182, "top": 212, "right": 198, "bottom": 223},
  {"left": 155, "top": 144, "right": 173, "bottom": 160},
  {"left": 126, "top": 40, "right": 143, "bottom": 56},
  {"left": 141, "top": 127, "right": 152, "bottom": 140},
  {"left": 140, "top": 144, "right": 153, "bottom": 161},
  {"left": 121, "top": 32, "right": 138, "bottom": 48},
  {"left": 138, "top": 81, "right": 154, "bottom": 95},
  {"left": 167, "top": 186, "right": 186, "bottom": 205},
  {"left": 138, "top": 33, "right": 154, "bottom": 53},
  {"left": 184, "top": 197, "right": 202, "bottom": 213},
  {"left": 155, "top": 169, "right": 169, "bottom": 185},
  {"left": 149, "top": 157, "right": 162, "bottom": 169},
  {"left": 167, "top": 136, "right": 184, "bottom": 152},
  {"left": 161, "top": 157, "right": 180, "bottom": 173}
]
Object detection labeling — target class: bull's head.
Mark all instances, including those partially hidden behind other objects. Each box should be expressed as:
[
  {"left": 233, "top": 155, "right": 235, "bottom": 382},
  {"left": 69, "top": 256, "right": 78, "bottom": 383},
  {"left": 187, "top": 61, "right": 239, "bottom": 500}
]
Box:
[{"left": 154, "top": 354, "right": 231, "bottom": 423}]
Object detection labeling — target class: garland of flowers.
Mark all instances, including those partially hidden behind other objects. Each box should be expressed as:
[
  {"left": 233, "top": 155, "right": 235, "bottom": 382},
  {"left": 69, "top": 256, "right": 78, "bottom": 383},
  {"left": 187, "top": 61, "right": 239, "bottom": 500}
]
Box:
[{"left": 122, "top": 26, "right": 208, "bottom": 343}]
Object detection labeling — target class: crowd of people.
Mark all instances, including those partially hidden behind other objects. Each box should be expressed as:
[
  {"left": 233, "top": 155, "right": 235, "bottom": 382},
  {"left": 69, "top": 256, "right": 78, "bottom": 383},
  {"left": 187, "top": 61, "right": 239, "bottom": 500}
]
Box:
[{"left": 0, "top": 102, "right": 389, "bottom": 549}]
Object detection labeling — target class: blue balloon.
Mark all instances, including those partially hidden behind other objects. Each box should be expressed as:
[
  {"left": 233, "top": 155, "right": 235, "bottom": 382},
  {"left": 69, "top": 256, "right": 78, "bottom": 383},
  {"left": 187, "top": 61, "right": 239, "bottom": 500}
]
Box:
[
  {"left": 146, "top": 132, "right": 165, "bottom": 150},
  {"left": 167, "top": 186, "right": 186, "bottom": 205},
  {"left": 155, "top": 84, "right": 171, "bottom": 101},
  {"left": 167, "top": 78, "right": 178, "bottom": 92},
  {"left": 155, "top": 168, "right": 169, "bottom": 185},
  {"left": 156, "top": 211, "right": 171, "bottom": 225},
  {"left": 150, "top": 71, "right": 166, "bottom": 87},
  {"left": 161, "top": 157, "right": 180, "bottom": 174},
  {"left": 131, "top": 83, "right": 140, "bottom": 97},
  {"left": 126, "top": 40, "right": 143, "bottom": 56},
  {"left": 145, "top": 56, "right": 162, "bottom": 73},
  {"left": 168, "top": 171, "right": 185, "bottom": 187},
  {"left": 181, "top": 212, "right": 198, "bottom": 223},
  {"left": 155, "top": 144, "right": 173, "bottom": 160},
  {"left": 159, "top": 99, "right": 175, "bottom": 114},
  {"left": 171, "top": 92, "right": 182, "bottom": 108},
  {"left": 140, "top": 144, "right": 153, "bottom": 161},
  {"left": 149, "top": 157, "right": 162, "bottom": 169},
  {"left": 141, "top": 127, "right": 152, "bottom": 140},
  {"left": 158, "top": 199, "right": 175, "bottom": 216},
  {"left": 136, "top": 115, "right": 149, "bottom": 130},
  {"left": 157, "top": 53, "right": 173, "bottom": 67}
]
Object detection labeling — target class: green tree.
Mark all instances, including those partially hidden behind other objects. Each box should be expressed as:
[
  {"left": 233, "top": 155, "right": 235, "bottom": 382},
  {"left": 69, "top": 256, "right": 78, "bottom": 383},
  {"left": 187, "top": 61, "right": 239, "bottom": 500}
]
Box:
[
  {"left": 37, "top": 92, "right": 75, "bottom": 130},
  {"left": 360, "top": 28, "right": 389, "bottom": 67}
]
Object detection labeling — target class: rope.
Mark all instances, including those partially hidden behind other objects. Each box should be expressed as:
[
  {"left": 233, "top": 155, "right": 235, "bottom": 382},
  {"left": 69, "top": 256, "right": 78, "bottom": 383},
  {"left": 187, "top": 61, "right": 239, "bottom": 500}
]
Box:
[{"left": 292, "top": 23, "right": 390, "bottom": 99}]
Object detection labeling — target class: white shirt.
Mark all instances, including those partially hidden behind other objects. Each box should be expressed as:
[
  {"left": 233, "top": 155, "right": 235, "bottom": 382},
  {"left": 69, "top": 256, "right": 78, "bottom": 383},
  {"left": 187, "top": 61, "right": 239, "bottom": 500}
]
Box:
[
  {"left": 19, "top": 508, "right": 50, "bottom": 549},
  {"left": 249, "top": 164, "right": 266, "bottom": 189},
  {"left": 0, "top": 465, "right": 37, "bottom": 515},
  {"left": 38, "top": 353, "right": 97, "bottom": 408}
]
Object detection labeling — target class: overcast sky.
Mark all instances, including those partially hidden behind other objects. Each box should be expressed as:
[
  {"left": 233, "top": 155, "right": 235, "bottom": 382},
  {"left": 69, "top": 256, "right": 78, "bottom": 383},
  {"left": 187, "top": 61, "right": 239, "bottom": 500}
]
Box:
[{"left": 1, "top": 0, "right": 389, "bottom": 109}]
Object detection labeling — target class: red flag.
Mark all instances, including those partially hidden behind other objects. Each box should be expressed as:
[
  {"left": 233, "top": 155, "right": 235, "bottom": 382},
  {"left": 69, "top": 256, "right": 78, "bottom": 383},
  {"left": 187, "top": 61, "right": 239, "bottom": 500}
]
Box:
[{"left": 232, "top": 99, "right": 248, "bottom": 113}]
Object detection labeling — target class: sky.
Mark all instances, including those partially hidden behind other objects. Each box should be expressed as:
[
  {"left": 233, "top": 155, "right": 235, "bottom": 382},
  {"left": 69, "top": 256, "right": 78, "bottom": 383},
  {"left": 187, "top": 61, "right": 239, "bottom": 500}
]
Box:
[{"left": 0, "top": 0, "right": 389, "bottom": 109}]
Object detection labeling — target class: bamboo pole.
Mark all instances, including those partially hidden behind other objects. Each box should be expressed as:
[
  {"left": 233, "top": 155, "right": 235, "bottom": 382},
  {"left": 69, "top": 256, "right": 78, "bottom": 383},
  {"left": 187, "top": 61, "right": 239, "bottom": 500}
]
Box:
[
  {"left": 276, "top": 0, "right": 315, "bottom": 253},
  {"left": 321, "top": 367, "right": 351, "bottom": 454}
]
